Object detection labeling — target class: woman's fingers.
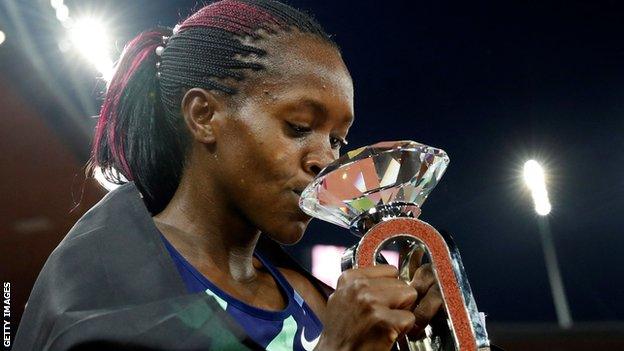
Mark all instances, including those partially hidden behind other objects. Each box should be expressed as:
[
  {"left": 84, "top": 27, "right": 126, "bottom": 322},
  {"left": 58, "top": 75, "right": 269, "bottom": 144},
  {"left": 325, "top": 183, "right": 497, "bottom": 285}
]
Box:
[
  {"left": 378, "top": 308, "right": 417, "bottom": 339},
  {"left": 337, "top": 264, "right": 399, "bottom": 285},
  {"left": 406, "top": 245, "right": 426, "bottom": 279},
  {"left": 409, "top": 263, "right": 437, "bottom": 297},
  {"left": 366, "top": 278, "right": 419, "bottom": 309},
  {"left": 334, "top": 264, "right": 443, "bottom": 343},
  {"left": 343, "top": 273, "right": 419, "bottom": 310},
  {"left": 407, "top": 262, "right": 445, "bottom": 336},
  {"left": 410, "top": 285, "right": 444, "bottom": 336},
  {"left": 321, "top": 265, "right": 422, "bottom": 350}
]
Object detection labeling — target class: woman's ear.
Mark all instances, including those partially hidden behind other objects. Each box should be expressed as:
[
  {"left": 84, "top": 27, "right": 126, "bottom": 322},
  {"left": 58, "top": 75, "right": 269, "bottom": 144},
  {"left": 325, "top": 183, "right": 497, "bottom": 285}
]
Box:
[{"left": 181, "top": 88, "right": 222, "bottom": 144}]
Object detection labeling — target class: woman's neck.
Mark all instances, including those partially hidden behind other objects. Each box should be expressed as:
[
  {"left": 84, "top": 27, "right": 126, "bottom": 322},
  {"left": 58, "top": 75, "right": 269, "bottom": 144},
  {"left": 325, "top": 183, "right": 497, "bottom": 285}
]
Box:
[{"left": 152, "top": 174, "right": 262, "bottom": 283}]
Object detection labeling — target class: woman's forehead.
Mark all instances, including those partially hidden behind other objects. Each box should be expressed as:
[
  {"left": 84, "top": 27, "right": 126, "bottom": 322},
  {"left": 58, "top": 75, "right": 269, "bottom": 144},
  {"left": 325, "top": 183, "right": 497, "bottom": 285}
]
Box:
[{"left": 239, "top": 32, "right": 353, "bottom": 114}]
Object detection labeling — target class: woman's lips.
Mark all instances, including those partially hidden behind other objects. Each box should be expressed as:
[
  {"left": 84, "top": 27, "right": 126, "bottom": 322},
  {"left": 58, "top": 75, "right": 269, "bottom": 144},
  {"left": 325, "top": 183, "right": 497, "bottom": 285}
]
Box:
[
  {"left": 291, "top": 190, "right": 311, "bottom": 219},
  {"left": 292, "top": 190, "right": 302, "bottom": 203}
]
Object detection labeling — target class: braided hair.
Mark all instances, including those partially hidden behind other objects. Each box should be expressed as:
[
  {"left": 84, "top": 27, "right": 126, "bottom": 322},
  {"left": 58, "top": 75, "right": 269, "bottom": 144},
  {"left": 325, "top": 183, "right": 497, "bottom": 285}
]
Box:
[{"left": 87, "top": 0, "right": 336, "bottom": 214}]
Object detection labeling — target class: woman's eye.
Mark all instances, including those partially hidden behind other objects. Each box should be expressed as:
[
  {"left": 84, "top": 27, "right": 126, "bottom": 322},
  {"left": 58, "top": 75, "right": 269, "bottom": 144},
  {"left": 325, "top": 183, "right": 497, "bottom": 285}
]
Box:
[
  {"left": 287, "top": 122, "right": 312, "bottom": 135},
  {"left": 287, "top": 122, "right": 346, "bottom": 150},
  {"left": 330, "top": 136, "right": 348, "bottom": 150}
]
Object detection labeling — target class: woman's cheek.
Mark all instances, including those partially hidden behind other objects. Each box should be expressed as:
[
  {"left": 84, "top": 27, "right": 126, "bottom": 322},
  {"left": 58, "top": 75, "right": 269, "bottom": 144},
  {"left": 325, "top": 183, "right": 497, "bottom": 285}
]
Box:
[
  {"left": 268, "top": 134, "right": 303, "bottom": 175},
  {"left": 269, "top": 149, "right": 297, "bottom": 180}
]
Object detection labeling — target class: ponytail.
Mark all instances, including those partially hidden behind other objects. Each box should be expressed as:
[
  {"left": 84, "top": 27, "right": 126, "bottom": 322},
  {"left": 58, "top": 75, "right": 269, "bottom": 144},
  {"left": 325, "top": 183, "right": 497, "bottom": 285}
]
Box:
[{"left": 87, "top": 27, "right": 189, "bottom": 214}]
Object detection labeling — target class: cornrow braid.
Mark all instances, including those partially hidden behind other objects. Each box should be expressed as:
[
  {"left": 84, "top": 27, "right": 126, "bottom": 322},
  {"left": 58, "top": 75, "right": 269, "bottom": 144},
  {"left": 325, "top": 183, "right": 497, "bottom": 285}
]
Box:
[
  {"left": 158, "top": 28, "right": 265, "bottom": 115},
  {"left": 88, "top": 0, "right": 336, "bottom": 214}
]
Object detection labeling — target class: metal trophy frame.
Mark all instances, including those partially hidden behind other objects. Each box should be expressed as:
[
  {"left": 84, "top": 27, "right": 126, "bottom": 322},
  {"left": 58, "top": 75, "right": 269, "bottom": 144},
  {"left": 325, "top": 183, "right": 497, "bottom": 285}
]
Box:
[{"left": 300, "top": 141, "right": 490, "bottom": 351}]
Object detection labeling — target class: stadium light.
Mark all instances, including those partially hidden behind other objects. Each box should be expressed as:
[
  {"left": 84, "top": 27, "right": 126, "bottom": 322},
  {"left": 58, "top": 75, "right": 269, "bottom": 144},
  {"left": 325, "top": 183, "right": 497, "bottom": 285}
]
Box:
[
  {"left": 55, "top": 4, "right": 70, "bottom": 22},
  {"left": 523, "top": 159, "right": 572, "bottom": 328},
  {"left": 50, "top": 0, "right": 64, "bottom": 9},
  {"left": 68, "top": 18, "right": 113, "bottom": 81},
  {"left": 48, "top": 1, "right": 114, "bottom": 81},
  {"left": 523, "top": 159, "right": 551, "bottom": 216}
]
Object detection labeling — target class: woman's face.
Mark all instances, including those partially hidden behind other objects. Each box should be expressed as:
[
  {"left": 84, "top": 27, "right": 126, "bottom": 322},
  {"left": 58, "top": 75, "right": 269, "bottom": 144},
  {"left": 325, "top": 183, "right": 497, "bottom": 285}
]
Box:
[{"left": 211, "top": 32, "right": 354, "bottom": 245}]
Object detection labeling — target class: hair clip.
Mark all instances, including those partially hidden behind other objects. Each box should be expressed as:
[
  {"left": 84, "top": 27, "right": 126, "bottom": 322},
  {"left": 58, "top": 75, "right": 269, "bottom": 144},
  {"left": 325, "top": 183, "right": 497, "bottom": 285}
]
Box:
[
  {"left": 155, "top": 46, "right": 165, "bottom": 56},
  {"left": 155, "top": 45, "right": 164, "bottom": 78}
]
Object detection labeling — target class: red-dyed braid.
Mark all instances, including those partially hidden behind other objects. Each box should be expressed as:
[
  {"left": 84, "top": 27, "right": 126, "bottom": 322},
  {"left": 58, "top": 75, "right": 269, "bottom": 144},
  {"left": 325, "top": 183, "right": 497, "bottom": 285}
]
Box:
[
  {"left": 179, "top": 0, "right": 284, "bottom": 35},
  {"left": 92, "top": 30, "right": 166, "bottom": 182}
]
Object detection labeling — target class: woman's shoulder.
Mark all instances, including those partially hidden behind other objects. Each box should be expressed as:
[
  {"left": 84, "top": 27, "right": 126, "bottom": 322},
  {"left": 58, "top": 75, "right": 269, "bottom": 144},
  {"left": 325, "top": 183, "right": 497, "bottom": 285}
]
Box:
[
  {"left": 277, "top": 266, "right": 327, "bottom": 321},
  {"left": 255, "top": 235, "right": 334, "bottom": 320}
]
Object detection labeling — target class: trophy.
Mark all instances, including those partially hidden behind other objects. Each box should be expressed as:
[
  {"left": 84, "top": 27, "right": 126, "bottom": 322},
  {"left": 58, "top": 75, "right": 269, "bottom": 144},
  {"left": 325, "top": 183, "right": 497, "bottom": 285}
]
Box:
[{"left": 299, "top": 141, "right": 491, "bottom": 351}]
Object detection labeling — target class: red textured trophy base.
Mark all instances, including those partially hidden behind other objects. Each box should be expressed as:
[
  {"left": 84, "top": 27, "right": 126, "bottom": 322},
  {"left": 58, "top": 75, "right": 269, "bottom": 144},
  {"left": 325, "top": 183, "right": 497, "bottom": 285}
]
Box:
[{"left": 355, "top": 218, "right": 477, "bottom": 351}]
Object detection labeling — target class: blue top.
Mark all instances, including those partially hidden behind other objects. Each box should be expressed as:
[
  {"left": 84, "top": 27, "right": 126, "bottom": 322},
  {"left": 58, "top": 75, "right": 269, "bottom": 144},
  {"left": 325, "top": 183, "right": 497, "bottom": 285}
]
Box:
[{"left": 161, "top": 236, "right": 323, "bottom": 350}]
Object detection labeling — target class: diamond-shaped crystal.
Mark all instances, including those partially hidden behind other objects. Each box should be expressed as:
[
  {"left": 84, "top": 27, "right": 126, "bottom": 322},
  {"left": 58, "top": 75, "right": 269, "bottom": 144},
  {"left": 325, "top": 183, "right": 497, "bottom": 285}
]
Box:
[{"left": 299, "top": 140, "right": 449, "bottom": 231}]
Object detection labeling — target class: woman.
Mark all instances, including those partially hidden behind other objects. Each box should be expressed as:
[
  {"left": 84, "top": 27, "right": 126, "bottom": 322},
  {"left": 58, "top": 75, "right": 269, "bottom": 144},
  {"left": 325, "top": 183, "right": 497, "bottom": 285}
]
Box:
[{"left": 14, "top": 1, "right": 444, "bottom": 350}]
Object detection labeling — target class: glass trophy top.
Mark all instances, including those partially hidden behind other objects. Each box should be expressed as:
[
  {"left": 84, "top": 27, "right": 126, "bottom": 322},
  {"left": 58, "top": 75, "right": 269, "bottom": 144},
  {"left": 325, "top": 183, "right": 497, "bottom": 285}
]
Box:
[{"left": 299, "top": 140, "right": 450, "bottom": 233}]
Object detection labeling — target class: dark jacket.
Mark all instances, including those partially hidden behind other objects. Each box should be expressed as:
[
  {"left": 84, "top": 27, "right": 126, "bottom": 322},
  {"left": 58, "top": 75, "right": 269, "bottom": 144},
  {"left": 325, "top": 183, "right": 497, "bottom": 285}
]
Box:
[{"left": 13, "top": 182, "right": 331, "bottom": 351}]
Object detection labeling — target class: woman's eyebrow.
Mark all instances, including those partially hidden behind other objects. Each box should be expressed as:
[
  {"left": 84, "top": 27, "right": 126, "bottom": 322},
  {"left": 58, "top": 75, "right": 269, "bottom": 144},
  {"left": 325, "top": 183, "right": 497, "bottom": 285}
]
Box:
[
  {"left": 288, "top": 97, "right": 328, "bottom": 116},
  {"left": 286, "top": 98, "right": 354, "bottom": 126}
]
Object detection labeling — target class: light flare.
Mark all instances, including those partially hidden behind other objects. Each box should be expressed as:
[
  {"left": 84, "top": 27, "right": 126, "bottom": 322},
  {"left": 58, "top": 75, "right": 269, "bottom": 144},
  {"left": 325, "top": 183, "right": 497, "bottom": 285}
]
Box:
[
  {"left": 93, "top": 166, "right": 125, "bottom": 191},
  {"left": 68, "top": 18, "right": 113, "bottom": 80},
  {"left": 55, "top": 4, "right": 70, "bottom": 22},
  {"left": 50, "top": 0, "right": 64, "bottom": 9}
]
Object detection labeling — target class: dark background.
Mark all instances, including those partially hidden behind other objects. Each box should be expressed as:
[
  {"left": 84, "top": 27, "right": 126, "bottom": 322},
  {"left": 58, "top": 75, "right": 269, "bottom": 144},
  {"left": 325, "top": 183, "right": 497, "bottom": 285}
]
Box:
[{"left": 1, "top": 0, "right": 623, "bottom": 350}]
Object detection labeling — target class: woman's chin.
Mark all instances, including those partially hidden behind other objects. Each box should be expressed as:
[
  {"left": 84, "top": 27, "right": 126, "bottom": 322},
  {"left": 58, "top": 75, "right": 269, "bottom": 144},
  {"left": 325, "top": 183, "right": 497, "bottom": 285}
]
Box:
[{"left": 267, "top": 219, "right": 309, "bottom": 246}]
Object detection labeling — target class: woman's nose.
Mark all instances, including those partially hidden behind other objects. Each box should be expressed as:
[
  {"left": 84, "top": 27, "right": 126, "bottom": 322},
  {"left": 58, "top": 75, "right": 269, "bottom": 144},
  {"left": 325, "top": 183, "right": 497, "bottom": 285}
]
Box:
[{"left": 303, "top": 147, "right": 336, "bottom": 177}]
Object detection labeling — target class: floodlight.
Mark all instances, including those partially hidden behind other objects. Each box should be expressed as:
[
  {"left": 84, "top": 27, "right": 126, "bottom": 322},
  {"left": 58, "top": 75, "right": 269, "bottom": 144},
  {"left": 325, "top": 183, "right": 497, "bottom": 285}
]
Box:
[
  {"left": 50, "top": 0, "right": 64, "bottom": 9},
  {"left": 69, "top": 18, "right": 113, "bottom": 80},
  {"left": 56, "top": 5, "right": 70, "bottom": 22},
  {"left": 524, "top": 159, "right": 551, "bottom": 216}
]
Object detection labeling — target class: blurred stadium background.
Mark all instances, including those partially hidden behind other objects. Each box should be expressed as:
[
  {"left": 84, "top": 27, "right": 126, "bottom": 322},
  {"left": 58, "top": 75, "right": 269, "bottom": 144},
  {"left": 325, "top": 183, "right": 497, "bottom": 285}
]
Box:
[{"left": 1, "top": 1, "right": 623, "bottom": 350}]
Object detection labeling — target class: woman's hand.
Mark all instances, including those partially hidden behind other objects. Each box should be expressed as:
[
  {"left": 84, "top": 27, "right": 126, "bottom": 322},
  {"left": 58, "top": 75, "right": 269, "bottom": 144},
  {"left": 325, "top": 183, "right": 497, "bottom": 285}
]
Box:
[
  {"left": 407, "top": 262, "right": 444, "bottom": 338},
  {"left": 406, "top": 247, "right": 445, "bottom": 339},
  {"left": 315, "top": 265, "right": 418, "bottom": 351}
]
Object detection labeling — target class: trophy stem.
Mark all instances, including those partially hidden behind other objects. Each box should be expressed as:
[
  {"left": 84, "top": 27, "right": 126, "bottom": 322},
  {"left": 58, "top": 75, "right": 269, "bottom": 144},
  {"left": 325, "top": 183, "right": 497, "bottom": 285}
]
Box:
[{"left": 349, "top": 202, "right": 421, "bottom": 235}]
